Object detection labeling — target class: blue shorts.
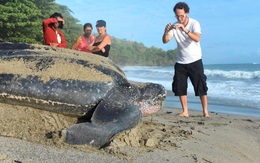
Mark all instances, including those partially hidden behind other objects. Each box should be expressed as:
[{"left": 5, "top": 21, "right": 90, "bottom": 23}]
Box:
[{"left": 172, "top": 59, "right": 208, "bottom": 96}]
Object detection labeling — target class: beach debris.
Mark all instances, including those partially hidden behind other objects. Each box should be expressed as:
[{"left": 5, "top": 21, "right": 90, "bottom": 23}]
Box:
[
  {"left": 198, "top": 121, "right": 205, "bottom": 125},
  {"left": 145, "top": 138, "right": 158, "bottom": 147},
  {"left": 14, "top": 160, "right": 22, "bottom": 163},
  {"left": 191, "top": 154, "right": 198, "bottom": 162},
  {"left": 180, "top": 130, "right": 192, "bottom": 136},
  {"left": 175, "top": 120, "right": 205, "bottom": 125},
  {"left": 197, "top": 130, "right": 210, "bottom": 136},
  {"left": 162, "top": 128, "right": 167, "bottom": 132},
  {"left": 242, "top": 119, "right": 254, "bottom": 122},
  {"left": 202, "top": 158, "right": 213, "bottom": 163}
]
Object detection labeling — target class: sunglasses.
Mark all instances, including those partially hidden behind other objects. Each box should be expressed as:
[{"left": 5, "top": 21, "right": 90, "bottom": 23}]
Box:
[{"left": 175, "top": 14, "right": 187, "bottom": 19}]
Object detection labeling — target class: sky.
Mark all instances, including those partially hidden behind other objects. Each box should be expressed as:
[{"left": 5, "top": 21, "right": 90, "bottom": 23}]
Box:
[{"left": 55, "top": 0, "right": 260, "bottom": 64}]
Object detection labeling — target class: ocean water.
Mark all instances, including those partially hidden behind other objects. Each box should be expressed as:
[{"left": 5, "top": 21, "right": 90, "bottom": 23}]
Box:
[{"left": 121, "top": 63, "right": 260, "bottom": 117}]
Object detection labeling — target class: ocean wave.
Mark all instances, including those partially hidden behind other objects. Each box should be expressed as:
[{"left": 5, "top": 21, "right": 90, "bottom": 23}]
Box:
[
  {"left": 122, "top": 66, "right": 260, "bottom": 80},
  {"left": 205, "top": 69, "right": 260, "bottom": 79},
  {"left": 122, "top": 66, "right": 172, "bottom": 74},
  {"left": 122, "top": 65, "right": 260, "bottom": 114}
]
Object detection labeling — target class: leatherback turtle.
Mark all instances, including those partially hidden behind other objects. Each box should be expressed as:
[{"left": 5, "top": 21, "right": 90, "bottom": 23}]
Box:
[{"left": 0, "top": 42, "right": 166, "bottom": 148}]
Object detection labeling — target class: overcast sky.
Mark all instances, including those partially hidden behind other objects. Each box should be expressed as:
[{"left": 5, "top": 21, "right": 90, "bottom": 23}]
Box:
[{"left": 55, "top": 0, "right": 260, "bottom": 64}]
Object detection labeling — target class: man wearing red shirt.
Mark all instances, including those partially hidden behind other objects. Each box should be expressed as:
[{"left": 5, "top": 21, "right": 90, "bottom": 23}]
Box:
[{"left": 42, "top": 12, "right": 67, "bottom": 48}]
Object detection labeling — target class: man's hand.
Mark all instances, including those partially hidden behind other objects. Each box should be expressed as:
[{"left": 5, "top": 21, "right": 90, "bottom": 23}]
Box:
[
  {"left": 50, "top": 43, "right": 59, "bottom": 47},
  {"left": 56, "top": 17, "right": 65, "bottom": 24},
  {"left": 173, "top": 23, "right": 189, "bottom": 33},
  {"left": 164, "top": 23, "right": 173, "bottom": 33},
  {"left": 162, "top": 23, "right": 174, "bottom": 43}
]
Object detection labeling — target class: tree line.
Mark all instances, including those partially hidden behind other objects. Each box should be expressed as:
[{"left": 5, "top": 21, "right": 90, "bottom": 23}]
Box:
[{"left": 0, "top": 0, "right": 177, "bottom": 66}]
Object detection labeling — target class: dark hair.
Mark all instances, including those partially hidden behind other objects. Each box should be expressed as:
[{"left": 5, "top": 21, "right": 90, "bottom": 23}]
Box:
[
  {"left": 50, "top": 12, "right": 63, "bottom": 19},
  {"left": 173, "top": 2, "right": 190, "bottom": 13},
  {"left": 83, "top": 23, "right": 93, "bottom": 30}
]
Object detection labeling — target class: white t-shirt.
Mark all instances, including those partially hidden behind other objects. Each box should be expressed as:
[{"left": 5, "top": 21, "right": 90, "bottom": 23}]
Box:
[
  {"left": 168, "top": 18, "right": 202, "bottom": 64},
  {"left": 56, "top": 31, "right": 61, "bottom": 43}
]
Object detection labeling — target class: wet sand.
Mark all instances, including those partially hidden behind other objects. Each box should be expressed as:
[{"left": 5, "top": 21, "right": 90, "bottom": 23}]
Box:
[{"left": 0, "top": 103, "right": 259, "bottom": 163}]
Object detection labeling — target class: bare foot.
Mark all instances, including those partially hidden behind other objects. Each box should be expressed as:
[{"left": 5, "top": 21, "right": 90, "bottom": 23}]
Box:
[
  {"left": 177, "top": 113, "right": 189, "bottom": 117},
  {"left": 203, "top": 114, "right": 210, "bottom": 118}
]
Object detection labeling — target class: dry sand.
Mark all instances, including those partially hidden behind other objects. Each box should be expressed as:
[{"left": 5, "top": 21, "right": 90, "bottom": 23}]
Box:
[{"left": 0, "top": 103, "right": 259, "bottom": 163}]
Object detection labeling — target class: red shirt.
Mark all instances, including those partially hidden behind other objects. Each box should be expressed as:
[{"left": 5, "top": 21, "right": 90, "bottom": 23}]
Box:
[{"left": 42, "top": 18, "right": 67, "bottom": 48}]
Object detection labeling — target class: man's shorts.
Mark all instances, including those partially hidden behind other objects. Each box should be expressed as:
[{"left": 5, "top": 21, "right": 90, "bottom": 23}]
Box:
[{"left": 172, "top": 59, "right": 208, "bottom": 96}]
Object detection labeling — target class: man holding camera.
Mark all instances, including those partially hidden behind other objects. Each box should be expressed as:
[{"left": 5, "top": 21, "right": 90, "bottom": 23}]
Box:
[
  {"left": 42, "top": 12, "right": 67, "bottom": 48},
  {"left": 162, "top": 2, "right": 209, "bottom": 117}
]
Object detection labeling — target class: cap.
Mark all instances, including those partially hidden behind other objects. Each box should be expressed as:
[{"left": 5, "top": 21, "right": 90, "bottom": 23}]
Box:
[{"left": 96, "top": 20, "right": 106, "bottom": 27}]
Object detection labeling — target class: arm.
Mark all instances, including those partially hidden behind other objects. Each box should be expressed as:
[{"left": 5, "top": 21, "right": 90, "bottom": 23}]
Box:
[
  {"left": 91, "top": 35, "right": 111, "bottom": 52},
  {"left": 42, "top": 18, "right": 58, "bottom": 29},
  {"left": 184, "top": 30, "right": 200, "bottom": 42},
  {"left": 71, "top": 36, "right": 82, "bottom": 50},
  {"left": 42, "top": 18, "right": 58, "bottom": 46},
  {"left": 87, "top": 38, "right": 96, "bottom": 51},
  {"left": 174, "top": 23, "right": 201, "bottom": 42},
  {"left": 162, "top": 23, "right": 173, "bottom": 43}
]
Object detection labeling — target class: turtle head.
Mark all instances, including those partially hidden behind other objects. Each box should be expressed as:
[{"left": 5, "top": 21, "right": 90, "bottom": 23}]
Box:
[{"left": 133, "top": 82, "right": 167, "bottom": 116}]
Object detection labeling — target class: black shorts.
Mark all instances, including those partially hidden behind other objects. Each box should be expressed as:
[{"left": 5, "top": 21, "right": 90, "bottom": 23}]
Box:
[{"left": 172, "top": 59, "right": 208, "bottom": 96}]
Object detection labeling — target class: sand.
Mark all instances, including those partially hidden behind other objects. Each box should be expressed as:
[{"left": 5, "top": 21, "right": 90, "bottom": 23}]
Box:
[{"left": 0, "top": 103, "right": 259, "bottom": 163}]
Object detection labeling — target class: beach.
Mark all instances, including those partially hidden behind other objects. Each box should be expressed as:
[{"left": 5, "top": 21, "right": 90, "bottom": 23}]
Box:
[{"left": 0, "top": 103, "right": 259, "bottom": 163}]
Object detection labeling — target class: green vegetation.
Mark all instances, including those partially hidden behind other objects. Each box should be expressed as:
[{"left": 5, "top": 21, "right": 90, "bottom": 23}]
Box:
[
  {"left": 0, "top": 0, "right": 177, "bottom": 66},
  {"left": 109, "top": 37, "right": 177, "bottom": 66}
]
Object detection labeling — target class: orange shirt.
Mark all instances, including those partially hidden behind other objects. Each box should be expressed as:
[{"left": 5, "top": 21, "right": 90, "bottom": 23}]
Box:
[{"left": 78, "top": 35, "right": 94, "bottom": 53}]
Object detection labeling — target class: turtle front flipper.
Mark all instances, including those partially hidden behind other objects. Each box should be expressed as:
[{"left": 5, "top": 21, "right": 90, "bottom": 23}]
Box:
[{"left": 65, "top": 97, "right": 142, "bottom": 148}]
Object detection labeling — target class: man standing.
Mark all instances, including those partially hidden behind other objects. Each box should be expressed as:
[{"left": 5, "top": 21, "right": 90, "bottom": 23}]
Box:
[
  {"left": 42, "top": 12, "right": 67, "bottom": 48},
  {"left": 162, "top": 2, "right": 209, "bottom": 117}
]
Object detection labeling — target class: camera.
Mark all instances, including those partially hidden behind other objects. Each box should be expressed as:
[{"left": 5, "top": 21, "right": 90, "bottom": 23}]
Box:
[
  {"left": 171, "top": 25, "right": 176, "bottom": 29},
  {"left": 58, "top": 21, "right": 63, "bottom": 29}
]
